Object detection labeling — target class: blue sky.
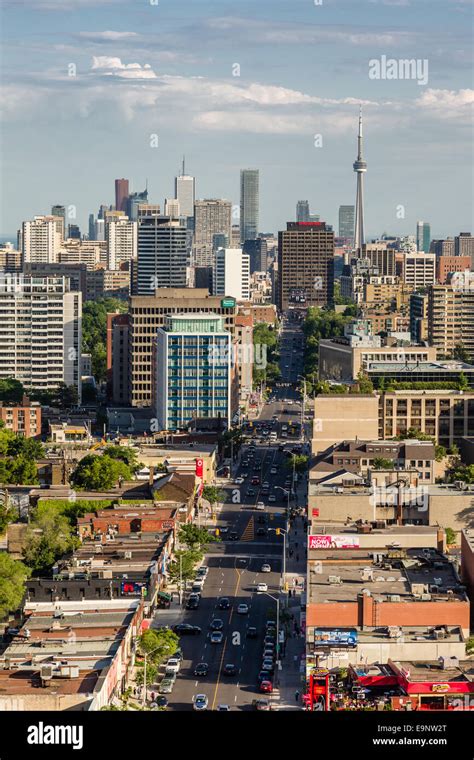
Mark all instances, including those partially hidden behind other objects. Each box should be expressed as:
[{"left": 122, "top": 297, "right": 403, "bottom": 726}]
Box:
[{"left": 1, "top": 0, "right": 473, "bottom": 239}]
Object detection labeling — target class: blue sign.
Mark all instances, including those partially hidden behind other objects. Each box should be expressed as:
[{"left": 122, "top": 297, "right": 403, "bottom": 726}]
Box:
[{"left": 313, "top": 629, "right": 357, "bottom": 647}]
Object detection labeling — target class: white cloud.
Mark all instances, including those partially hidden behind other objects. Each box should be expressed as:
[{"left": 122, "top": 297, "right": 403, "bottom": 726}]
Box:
[
  {"left": 78, "top": 31, "right": 138, "bottom": 42},
  {"left": 91, "top": 56, "right": 156, "bottom": 78},
  {"left": 416, "top": 88, "right": 474, "bottom": 118}
]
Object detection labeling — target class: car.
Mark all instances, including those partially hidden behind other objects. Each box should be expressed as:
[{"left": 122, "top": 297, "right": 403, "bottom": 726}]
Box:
[
  {"left": 251, "top": 476, "right": 260, "bottom": 485},
  {"left": 257, "top": 671, "right": 270, "bottom": 683},
  {"left": 270, "top": 467, "right": 277, "bottom": 475},
  {"left": 266, "top": 620, "right": 277, "bottom": 629},
  {"left": 252, "top": 698, "right": 271, "bottom": 711},
  {"left": 172, "top": 624, "right": 201, "bottom": 636},
  {"left": 237, "top": 603, "right": 249, "bottom": 615},
  {"left": 264, "top": 635, "right": 276, "bottom": 648},
  {"left": 246, "top": 488, "right": 256, "bottom": 498},
  {"left": 197, "top": 565, "right": 209, "bottom": 577},
  {"left": 256, "top": 502, "right": 265, "bottom": 511},
  {"left": 260, "top": 680, "right": 273, "bottom": 693},
  {"left": 229, "top": 531, "right": 238, "bottom": 540},
  {"left": 223, "top": 664, "right": 237, "bottom": 677},
  {"left": 192, "top": 578, "right": 205, "bottom": 590},
  {"left": 159, "top": 678, "right": 175, "bottom": 694},
  {"left": 210, "top": 618, "right": 224, "bottom": 631},
  {"left": 268, "top": 494, "right": 276, "bottom": 503},
  {"left": 262, "top": 659, "right": 275, "bottom": 673},
  {"left": 257, "top": 583, "right": 268, "bottom": 593},
  {"left": 165, "top": 658, "right": 180, "bottom": 674},
  {"left": 261, "top": 563, "right": 271, "bottom": 573},
  {"left": 218, "top": 527, "right": 229, "bottom": 535},
  {"left": 234, "top": 477, "right": 244, "bottom": 485},
  {"left": 287, "top": 400, "right": 293, "bottom": 405},
  {"left": 194, "top": 662, "right": 209, "bottom": 676},
  {"left": 246, "top": 626, "right": 258, "bottom": 638},
  {"left": 263, "top": 649, "right": 275, "bottom": 660},
  {"left": 262, "top": 481, "right": 270, "bottom": 489},
  {"left": 218, "top": 597, "right": 230, "bottom": 609},
  {"left": 186, "top": 598, "right": 199, "bottom": 610},
  {"left": 240, "top": 472, "right": 248, "bottom": 479},
  {"left": 193, "top": 694, "right": 209, "bottom": 711},
  {"left": 156, "top": 696, "right": 168, "bottom": 708},
  {"left": 216, "top": 704, "right": 231, "bottom": 711},
  {"left": 256, "top": 527, "right": 267, "bottom": 536},
  {"left": 210, "top": 631, "right": 224, "bottom": 644}
]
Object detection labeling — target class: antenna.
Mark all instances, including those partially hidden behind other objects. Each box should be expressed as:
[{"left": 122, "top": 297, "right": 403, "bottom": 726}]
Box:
[{"left": 182, "top": 155, "right": 186, "bottom": 177}]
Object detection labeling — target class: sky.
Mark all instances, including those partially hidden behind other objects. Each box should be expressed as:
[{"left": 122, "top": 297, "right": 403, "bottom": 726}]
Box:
[{"left": 0, "top": 0, "right": 473, "bottom": 240}]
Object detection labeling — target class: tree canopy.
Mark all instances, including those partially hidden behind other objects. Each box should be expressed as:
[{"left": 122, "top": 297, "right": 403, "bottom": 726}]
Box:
[
  {"left": 71, "top": 453, "right": 133, "bottom": 491},
  {"left": 0, "top": 553, "right": 30, "bottom": 619},
  {"left": 23, "top": 504, "right": 78, "bottom": 574},
  {"left": 82, "top": 298, "right": 128, "bottom": 381}
]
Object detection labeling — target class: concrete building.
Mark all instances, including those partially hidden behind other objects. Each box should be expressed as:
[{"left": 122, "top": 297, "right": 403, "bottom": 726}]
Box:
[
  {"left": 25, "top": 262, "right": 88, "bottom": 301},
  {"left": 115, "top": 178, "right": 129, "bottom": 214},
  {"left": 235, "top": 313, "right": 253, "bottom": 400},
  {"left": 175, "top": 172, "right": 195, "bottom": 219},
  {"left": 430, "top": 238, "right": 455, "bottom": 257},
  {"left": 136, "top": 215, "right": 187, "bottom": 295},
  {"left": 155, "top": 314, "right": 231, "bottom": 431},
  {"left": 127, "top": 288, "right": 237, "bottom": 408},
  {"left": 428, "top": 284, "right": 474, "bottom": 360},
  {"left": 21, "top": 216, "right": 63, "bottom": 264},
  {"left": 338, "top": 205, "right": 355, "bottom": 241},
  {"left": 436, "top": 255, "right": 471, "bottom": 285},
  {"left": 213, "top": 247, "right": 250, "bottom": 301},
  {"left": 106, "top": 216, "right": 137, "bottom": 270},
  {"left": 59, "top": 239, "right": 107, "bottom": 269},
  {"left": 416, "top": 221, "right": 431, "bottom": 253},
  {"left": 0, "top": 275, "right": 81, "bottom": 396},
  {"left": 402, "top": 252, "right": 436, "bottom": 289},
  {"left": 106, "top": 312, "right": 129, "bottom": 404},
  {"left": 85, "top": 268, "right": 130, "bottom": 302},
  {"left": 360, "top": 242, "right": 396, "bottom": 276},
  {"left": 0, "top": 244, "right": 22, "bottom": 272},
  {"left": 277, "top": 221, "right": 334, "bottom": 311},
  {"left": 455, "top": 232, "right": 474, "bottom": 264},
  {"left": 366, "top": 359, "right": 474, "bottom": 389},
  {"left": 194, "top": 199, "right": 232, "bottom": 267},
  {"left": 240, "top": 169, "right": 259, "bottom": 243},
  {"left": 0, "top": 398, "right": 41, "bottom": 437},
  {"left": 409, "top": 292, "right": 429, "bottom": 343},
  {"left": 164, "top": 198, "right": 180, "bottom": 218}
]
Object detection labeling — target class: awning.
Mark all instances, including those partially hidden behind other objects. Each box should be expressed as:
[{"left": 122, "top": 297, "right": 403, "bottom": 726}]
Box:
[{"left": 158, "top": 591, "right": 172, "bottom": 601}]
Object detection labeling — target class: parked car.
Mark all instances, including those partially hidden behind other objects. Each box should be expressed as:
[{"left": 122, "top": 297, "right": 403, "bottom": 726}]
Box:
[
  {"left": 164, "top": 658, "right": 181, "bottom": 674},
  {"left": 193, "top": 694, "right": 209, "bottom": 711},
  {"left": 158, "top": 678, "right": 175, "bottom": 694}
]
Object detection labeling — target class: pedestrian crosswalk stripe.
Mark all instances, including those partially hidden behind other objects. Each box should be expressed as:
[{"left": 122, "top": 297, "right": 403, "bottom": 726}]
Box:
[{"left": 241, "top": 516, "right": 254, "bottom": 541}]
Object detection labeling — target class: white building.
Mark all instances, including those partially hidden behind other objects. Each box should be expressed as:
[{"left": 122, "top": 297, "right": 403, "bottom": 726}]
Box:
[
  {"left": 194, "top": 200, "right": 232, "bottom": 267},
  {"left": 213, "top": 247, "right": 250, "bottom": 301},
  {"left": 22, "top": 216, "right": 63, "bottom": 264},
  {"left": 106, "top": 216, "right": 137, "bottom": 270},
  {"left": 175, "top": 175, "right": 195, "bottom": 219},
  {"left": 164, "top": 198, "right": 180, "bottom": 219},
  {"left": 402, "top": 252, "right": 436, "bottom": 289},
  {"left": 0, "top": 275, "right": 82, "bottom": 396}
]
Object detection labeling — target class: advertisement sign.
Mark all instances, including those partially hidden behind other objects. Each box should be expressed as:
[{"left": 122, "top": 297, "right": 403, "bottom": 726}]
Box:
[
  {"left": 432, "top": 684, "right": 450, "bottom": 693},
  {"left": 313, "top": 629, "right": 358, "bottom": 647},
  {"left": 195, "top": 458, "right": 204, "bottom": 478},
  {"left": 308, "top": 534, "right": 360, "bottom": 549},
  {"left": 121, "top": 581, "right": 146, "bottom": 596},
  {"left": 312, "top": 508, "right": 320, "bottom": 517}
]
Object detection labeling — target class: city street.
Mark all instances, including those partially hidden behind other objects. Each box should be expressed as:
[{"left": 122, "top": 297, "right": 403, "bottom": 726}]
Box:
[{"left": 151, "top": 313, "right": 309, "bottom": 711}]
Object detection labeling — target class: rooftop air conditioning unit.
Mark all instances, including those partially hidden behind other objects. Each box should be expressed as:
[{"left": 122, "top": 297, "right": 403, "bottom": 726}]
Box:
[
  {"left": 124, "top": 551, "right": 132, "bottom": 560},
  {"left": 434, "top": 630, "right": 445, "bottom": 640},
  {"left": 454, "top": 480, "right": 466, "bottom": 490},
  {"left": 328, "top": 576, "right": 342, "bottom": 584},
  {"left": 421, "top": 593, "right": 432, "bottom": 601},
  {"left": 40, "top": 665, "right": 54, "bottom": 680},
  {"left": 389, "top": 595, "right": 401, "bottom": 602}
]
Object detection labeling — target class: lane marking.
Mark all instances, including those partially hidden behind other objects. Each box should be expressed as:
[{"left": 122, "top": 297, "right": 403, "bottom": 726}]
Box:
[{"left": 211, "top": 565, "right": 242, "bottom": 710}]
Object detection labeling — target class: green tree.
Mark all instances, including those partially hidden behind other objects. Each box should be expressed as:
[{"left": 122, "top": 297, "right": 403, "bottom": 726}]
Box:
[
  {"left": 138, "top": 628, "right": 179, "bottom": 665},
  {"left": 356, "top": 371, "right": 374, "bottom": 394},
  {"left": 23, "top": 506, "right": 78, "bottom": 574},
  {"left": 167, "top": 549, "right": 202, "bottom": 585},
  {"left": 82, "top": 298, "right": 128, "bottom": 381},
  {"left": 446, "top": 463, "right": 474, "bottom": 484},
  {"left": 285, "top": 455, "right": 309, "bottom": 474},
  {"left": 135, "top": 663, "right": 158, "bottom": 687},
  {"left": 445, "top": 527, "right": 456, "bottom": 546},
  {"left": 452, "top": 344, "right": 471, "bottom": 363},
  {"left": 178, "top": 523, "right": 219, "bottom": 551},
  {"left": 0, "top": 553, "right": 30, "bottom": 619},
  {"left": 106, "top": 446, "right": 140, "bottom": 474},
  {"left": 0, "top": 379, "right": 25, "bottom": 403},
  {"left": 71, "top": 454, "right": 132, "bottom": 490},
  {"left": 372, "top": 458, "right": 394, "bottom": 470},
  {"left": 202, "top": 485, "right": 226, "bottom": 507},
  {"left": 457, "top": 372, "right": 469, "bottom": 391}
]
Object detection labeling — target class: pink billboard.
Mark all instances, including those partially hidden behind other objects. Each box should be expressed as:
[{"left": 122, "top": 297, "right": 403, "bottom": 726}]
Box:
[{"left": 308, "top": 534, "right": 360, "bottom": 549}]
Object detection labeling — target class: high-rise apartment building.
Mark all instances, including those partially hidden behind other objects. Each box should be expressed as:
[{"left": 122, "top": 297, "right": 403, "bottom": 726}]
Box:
[
  {"left": 240, "top": 169, "right": 259, "bottom": 244},
  {"left": 296, "top": 201, "right": 310, "bottom": 223},
  {"left": 194, "top": 199, "right": 232, "bottom": 267},
  {"left": 277, "top": 221, "right": 334, "bottom": 311},
  {"left": 106, "top": 216, "right": 137, "bottom": 270},
  {"left": 455, "top": 233, "right": 474, "bottom": 266},
  {"left": 409, "top": 292, "right": 429, "bottom": 343},
  {"left": 416, "top": 221, "right": 431, "bottom": 253},
  {"left": 243, "top": 238, "right": 268, "bottom": 274},
  {"left": 213, "top": 248, "right": 250, "bottom": 301},
  {"left": 402, "top": 252, "right": 436, "bottom": 289},
  {"left": 136, "top": 215, "right": 187, "bottom": 295},
  {"left": 115, "top": 179, "right": 129, "bottom": 214},
  {"left": 175, "top": 168, "right": 195, "bottom": 219},
  {"left": 156, "top": 314, "right": 231, "bottom": 431},
  {"left": 22, "top": 216, "right": 63, "bottom": 264},
  {"left": 128, "top": 288, "right": 237, "bottom": 407},
  {"left": 360, "top": 242, "right": 395, "bottom": 276},
  {"left": 430, "top": 238, "right": 455, "bottom": 257},
  {"left": 0, "top": 275, "right": 82, "bottom": 396},
  {"left": 51, "top": 205, "right": 66, "bottom": 239},
  {"left": 338, "top": 205, "right": 355, "bottom": 240},
  {"left": 428, "top": 284, "right": 474, "bottom": 360},
  {"left": 127, "top": 189, "right": 149, "bottom": 220}
]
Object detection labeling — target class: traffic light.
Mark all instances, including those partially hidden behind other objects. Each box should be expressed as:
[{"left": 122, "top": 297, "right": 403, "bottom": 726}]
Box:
[
  {"left": 275, "top": 528, "right": 281, "bottom": 535},
  {"left": 215, "top": 529, "right": 220, "bottom": 536}
]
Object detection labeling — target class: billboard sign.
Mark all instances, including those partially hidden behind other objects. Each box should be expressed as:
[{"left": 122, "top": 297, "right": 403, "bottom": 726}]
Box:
[
  {"left": 195, "top": 458, "right": 204, "bottom": 478},
  {"left": 308, "top": 534, "right": 360, "bottom": 549},
  {"left": 221, "top": 297, "right": 236, "bottom": 309},
  {"left": 313, "top": 629, "right": 358, "bottom": 647}
]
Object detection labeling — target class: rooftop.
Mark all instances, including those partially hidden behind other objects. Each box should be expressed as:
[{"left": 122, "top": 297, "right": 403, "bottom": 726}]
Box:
[{"left": 390, "top": 660, "right": 474, "bottom": 684}]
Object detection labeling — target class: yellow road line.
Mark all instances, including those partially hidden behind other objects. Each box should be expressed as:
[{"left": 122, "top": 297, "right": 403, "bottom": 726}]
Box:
[{"left": 211, "top": 566, "right": 242, "bottom": 710}]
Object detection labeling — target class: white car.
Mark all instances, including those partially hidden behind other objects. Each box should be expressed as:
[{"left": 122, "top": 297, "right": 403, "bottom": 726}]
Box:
[
  {"left": 256, "top": 502, "right": 265, "bottom": 510},
  {"left": 270, "top": 467, "right": 277, "bottom": 475},
  {"left": 261, "top": 563, "right": 271, "bottom": 573},
  {"left": 268, "top": 494, "right": 276, "bottom": 503},
  {"left": 234, "top": 477, "right": 244, "bottom": 485},
  {"left": 287, "top": 400, "right": 293, "bottom": 405},
  {"left": 165, "top": 658, "right": 181, "bottom": 674},
  {"left": 237, "top": 603, "right": 249, "bottom": 614},
  {"left": 257, "top": 583, "right": 268, "bottom": 593}
]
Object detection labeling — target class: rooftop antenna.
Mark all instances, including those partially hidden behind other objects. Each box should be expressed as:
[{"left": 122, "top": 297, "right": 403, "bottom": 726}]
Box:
[{"left": 182, "top": 155, "right": 186, "bottom": 176}]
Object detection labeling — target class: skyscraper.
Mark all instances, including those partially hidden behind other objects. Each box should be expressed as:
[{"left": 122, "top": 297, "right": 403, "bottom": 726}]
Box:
[
  {"left": 194, "top": 199, "right": 232, "bottom": 266},
  {"left": 127, "top": 189, "right": 149, "bottom": 220},
  {"left": 339, "top": 205, "right": 355, "bottom": 240},
  {"left": 136, "top": 215, "right": 187, "bottom": 295},
  {"left": 353, "top": 108, "right": 367, "bottom": 252},
  {"left": 296, "top": 201, "right": 310, "bottom": 222},
  {"left": 213, "top": 248, "right": 250, "bottom": 301},
  {"left": 277, "top": 221, "right": 334, "bottom": 311},
  {"left": 115, "top": 178, "right": 129, "bottom": 214},
  {"left": 243, "top": 238, "right": 268, "bottom": 274},
  {"left": 51, "top": 205, "right": 66, "bottom": 239},
  {"left": 175, "top": 159, "right": 195, "bottom": 219},
  {"left": 106, "top": 216, "right": 138, "bottom": 270},
  {"left": 240, "top": 169, "right": 259, "bottom": 244},
  {"left": 164, "top": 199, "right": 180, "bottom": 218},
  {"left": 88, "top": 214, "right": 96, "bottom": 241},
  {"left": 416, "top": 221, "right": 431, "bottom": 253}
]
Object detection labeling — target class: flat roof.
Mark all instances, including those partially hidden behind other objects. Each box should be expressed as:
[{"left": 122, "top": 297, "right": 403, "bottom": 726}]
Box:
[
  {"left": 309, "top": 523, "right": 439, "bottom": 536},
  {"left": 367, "top": 361, "right": 474, "bottom": 371},
  {"left": 0, "top": 669, "right": 98, "bottom": 696},
  {"left": 391, "top": 661, "right": 474, "bottom": 683}
]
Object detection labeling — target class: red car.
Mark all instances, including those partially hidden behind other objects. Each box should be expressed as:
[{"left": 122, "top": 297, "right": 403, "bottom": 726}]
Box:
[
  {"left": 260, "top": 679, "right": 273, "bottom": 693},
  {"left": 251, "top": 476, "right": 260, "bottom": 485}
]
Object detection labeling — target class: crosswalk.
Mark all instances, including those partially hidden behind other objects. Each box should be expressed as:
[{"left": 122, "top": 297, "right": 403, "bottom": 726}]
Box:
[{"left": 240, "top": 516, "right": 255, "bottom": 541}]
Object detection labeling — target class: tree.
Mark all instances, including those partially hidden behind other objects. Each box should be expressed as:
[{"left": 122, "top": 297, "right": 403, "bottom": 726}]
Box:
[
  {"left": 82, "top": 298, "right": 128, "bottom": 381},
  {"left": 23, "top": 506, "right": 78, "bottom": 574},
  {"left": 285, "top": 455, "right": 308, "bottom": 474},
  {"left": 0, "top": 378, "right": 25, "bottom": 403},
  {"left": 167, "top": 549, "right": 201, "bottom": 585},
  {"left": 106, "top": 446, "right": 140, "bottom": 474},
  {"left": 356, "top": 371, "right": 374, "bottom": 394},
  {"left": 372, "top": 458, "right": 394, "bottom": 470},
  {"left": 446, "top": 463, "right": 474, "bottom": 484},
  {"left": 0, "top": 553, "right": 30, "bottom": 619},
  {"left": 457, "top": 372, "right": 469, "bottom": 391},
  {"left": 202, "top": 486, "right": 226, "bottom": 507},
  {"left": 71, "top": 454, "right": 133, "bottom": 491},
  {"left": 178, "top": 523, "right": 219, "bottom": 551},
  {"left": 135, "top": 663, "right": 158, "bottom": 687},
  {"left": 445, "top": 527, "right": 456, "bottom": 546},
  {"left": 452, "top": 344, "right": 471, "bottom": 363},
  {"left": 138, "top": 628, "right": 179, "bottom": 665}
]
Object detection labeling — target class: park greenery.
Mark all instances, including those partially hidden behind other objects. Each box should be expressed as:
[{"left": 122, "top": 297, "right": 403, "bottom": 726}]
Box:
[
  {"left": 82, "top": 297, "right": 128, "bottom": 381},
  {"left": 0, "top": 553, "right": 30, "bottom": 620}
]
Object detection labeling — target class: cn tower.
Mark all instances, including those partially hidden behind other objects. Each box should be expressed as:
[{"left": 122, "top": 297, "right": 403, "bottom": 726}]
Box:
[{"left": 353, "top": 107, "right": 367, "bottom": 253}]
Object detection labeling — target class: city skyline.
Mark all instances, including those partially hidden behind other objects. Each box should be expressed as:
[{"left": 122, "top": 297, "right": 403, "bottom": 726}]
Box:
[{"left": 1, "top": 0, "right": 473, "bottom": 239}]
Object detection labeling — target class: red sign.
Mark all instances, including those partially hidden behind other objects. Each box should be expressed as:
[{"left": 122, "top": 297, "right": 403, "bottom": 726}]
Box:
[
  {"left": 195, "top": 458, "right": 203, "bottom": 478},
  {"left": 312, "top": 508, "right": 320, "bottom": 517}
]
